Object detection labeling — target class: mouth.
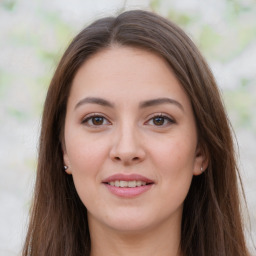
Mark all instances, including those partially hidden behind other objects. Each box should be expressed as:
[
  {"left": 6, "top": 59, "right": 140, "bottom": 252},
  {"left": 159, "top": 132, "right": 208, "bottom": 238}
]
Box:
[
  {"left": 102, "top": 174, "right": 154, "bottom": 197},
  {"left": 104, "top": 180, "right": 153, "bottom": 188}
]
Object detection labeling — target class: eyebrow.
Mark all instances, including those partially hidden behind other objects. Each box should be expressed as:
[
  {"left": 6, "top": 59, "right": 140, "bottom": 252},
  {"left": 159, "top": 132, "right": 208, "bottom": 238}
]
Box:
[
  {"left": 74, "top": 96, "right": 184, "bottom": 112},
  {"left": 139, "top": 97, "right": 184, "bottom": 111},
  {"left": 75, "top": 97, "right": 115, "bottom": 109}
]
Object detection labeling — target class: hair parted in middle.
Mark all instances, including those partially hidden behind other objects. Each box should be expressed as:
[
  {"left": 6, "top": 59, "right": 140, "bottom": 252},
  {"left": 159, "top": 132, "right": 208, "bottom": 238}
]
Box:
[{"left": 22, "top": 9, "right": 249, "bottom": 256}]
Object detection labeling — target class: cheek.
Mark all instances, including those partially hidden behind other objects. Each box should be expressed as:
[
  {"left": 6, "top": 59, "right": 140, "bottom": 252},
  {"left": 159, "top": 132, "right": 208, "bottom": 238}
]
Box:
[
  {"left": 152, "top": 140, "right": 195, "bottom": 208},
  {"left": 66, "top": 131, "right": 109, "bottom": 172},
  {"left": 151, "top": 134, "right": 196, "bottom": 194},
  {"left": 65, "top": 136, "right": 109, "bottom": 207},
  {"left": 152, "top": 137, "right": 196, "bottom": 173}
]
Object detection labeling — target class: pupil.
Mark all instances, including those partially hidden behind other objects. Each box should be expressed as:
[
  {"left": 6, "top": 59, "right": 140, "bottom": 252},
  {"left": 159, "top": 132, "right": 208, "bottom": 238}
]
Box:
[
  {"left": 92, "top": 117, "right": 103, "bottom": 125},
  {"left": 153, "top": 117, "right": 164, "bottom": 125}
]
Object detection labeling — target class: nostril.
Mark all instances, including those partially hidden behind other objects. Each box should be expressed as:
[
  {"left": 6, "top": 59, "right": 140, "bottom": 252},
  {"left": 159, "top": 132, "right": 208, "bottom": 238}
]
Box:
[{"left": 113, "top": 156, "right": 140, "bottom": 162}]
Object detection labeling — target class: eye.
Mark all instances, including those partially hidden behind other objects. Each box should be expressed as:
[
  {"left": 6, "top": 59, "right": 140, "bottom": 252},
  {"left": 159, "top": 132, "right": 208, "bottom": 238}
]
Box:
[
  {"left": 146, "top": 114, "right": 175, "bottom": 127},
  {"left": 82, "top": 114, "right": 111, "bottom": 127}
]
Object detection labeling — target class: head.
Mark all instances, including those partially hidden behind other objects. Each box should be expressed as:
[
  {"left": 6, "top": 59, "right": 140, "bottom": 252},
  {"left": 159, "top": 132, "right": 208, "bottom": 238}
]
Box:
[{"left": 24, "top": 10, "right": 248, "bottom": 256}]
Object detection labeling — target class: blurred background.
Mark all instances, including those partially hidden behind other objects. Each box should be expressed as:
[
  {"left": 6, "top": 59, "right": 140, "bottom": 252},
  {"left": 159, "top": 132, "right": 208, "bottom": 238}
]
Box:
[{"left": 0, "top": 0, "right": 255, "bottom": 255}]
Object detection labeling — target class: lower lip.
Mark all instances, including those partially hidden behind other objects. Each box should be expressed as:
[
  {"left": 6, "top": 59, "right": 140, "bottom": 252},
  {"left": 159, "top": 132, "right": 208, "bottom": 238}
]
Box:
[{"left": 104, "top": 184, "right": 153, "bottom": 198}]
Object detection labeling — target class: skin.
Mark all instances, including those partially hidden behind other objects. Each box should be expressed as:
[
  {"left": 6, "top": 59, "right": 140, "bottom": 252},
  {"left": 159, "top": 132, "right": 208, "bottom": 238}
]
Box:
[{"left": 63, "top": 46, "right": 207, "bottom": 256}]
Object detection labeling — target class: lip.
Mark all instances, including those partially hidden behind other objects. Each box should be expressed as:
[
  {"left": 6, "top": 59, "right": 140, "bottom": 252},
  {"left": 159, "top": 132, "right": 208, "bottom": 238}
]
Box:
[
  {"left": 102, "top": 173, "right": 154, "bottom": 198},
  {"left": 102, "top": 173, "right": 154, "bottom": 183}
]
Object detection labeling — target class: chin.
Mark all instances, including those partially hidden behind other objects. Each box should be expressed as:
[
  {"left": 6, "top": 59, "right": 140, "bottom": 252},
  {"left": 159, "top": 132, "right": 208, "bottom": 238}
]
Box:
[
  {"left": 108, "top": 219, "right": 153, "bottom": 233},
  {"left": 102, "top": 210, "right": 160, "bottom": 233}
]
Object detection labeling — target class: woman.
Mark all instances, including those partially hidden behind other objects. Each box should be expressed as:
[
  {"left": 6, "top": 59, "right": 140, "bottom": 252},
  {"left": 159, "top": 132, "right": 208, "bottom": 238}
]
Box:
[{"left": 22, "top": 10, "right": 251, "bottom": 256}]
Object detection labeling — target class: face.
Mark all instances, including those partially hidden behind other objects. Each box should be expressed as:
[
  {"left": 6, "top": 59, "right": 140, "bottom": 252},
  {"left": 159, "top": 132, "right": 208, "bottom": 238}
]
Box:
[{"left": 63, "top": 46, "right": 205, "bottom": 234}]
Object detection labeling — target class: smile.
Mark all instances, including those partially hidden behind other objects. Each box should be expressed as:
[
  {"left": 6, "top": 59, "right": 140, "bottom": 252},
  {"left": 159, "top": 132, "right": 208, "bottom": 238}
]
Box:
[
  {"left": 102, "top": 174, "right": 154, "bottom": 197},
  {"left": 108, "top": 180, "right": 147, "bottom": 187}
]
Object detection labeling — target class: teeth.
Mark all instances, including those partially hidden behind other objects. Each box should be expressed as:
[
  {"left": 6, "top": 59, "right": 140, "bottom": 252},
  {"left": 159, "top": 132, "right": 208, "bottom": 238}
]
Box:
[
  {"left": 128, "top": 181, "right": 136, "bottom": 188},
  {"left": 136, "top": 181, "right": 142, "bottom": 186},
  {"left": 108, "top": 180, "right": 147, "bottom": 187},
  {"left": 120, "top": 181, "right": 127, "bottom": 187}
]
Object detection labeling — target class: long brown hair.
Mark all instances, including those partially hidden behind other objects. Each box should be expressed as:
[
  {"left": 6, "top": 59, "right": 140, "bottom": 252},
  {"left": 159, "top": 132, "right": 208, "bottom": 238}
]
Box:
[{"left": 22, "top": 10, "right": 250, "bottom": 256}]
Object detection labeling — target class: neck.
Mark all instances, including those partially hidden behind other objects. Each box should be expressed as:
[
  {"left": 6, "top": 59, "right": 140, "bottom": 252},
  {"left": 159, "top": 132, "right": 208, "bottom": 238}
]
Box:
[{"left": 89, "top": 216, "right": 182, "bottom": 256}]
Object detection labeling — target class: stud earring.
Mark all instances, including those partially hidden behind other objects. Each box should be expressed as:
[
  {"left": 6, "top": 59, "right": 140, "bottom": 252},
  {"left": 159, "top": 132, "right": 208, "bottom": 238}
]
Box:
[
  {"left": 200, "top": 166, "right": 203, "bottom": 173},
  {"left": 64, "top": 165, "right": 68, "bottom": 170}
]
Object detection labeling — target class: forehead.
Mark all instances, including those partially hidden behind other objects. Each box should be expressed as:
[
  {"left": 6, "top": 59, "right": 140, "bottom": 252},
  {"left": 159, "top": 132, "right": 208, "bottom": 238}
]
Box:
[{"left": 69, "top": 46, "right": 190, "bottom": 108}]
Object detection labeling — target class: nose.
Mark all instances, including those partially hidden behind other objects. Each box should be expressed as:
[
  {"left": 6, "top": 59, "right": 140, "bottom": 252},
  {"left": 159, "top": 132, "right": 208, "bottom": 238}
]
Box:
[{"left": 109, "top": 123, "right": 146, "bottom": 165}]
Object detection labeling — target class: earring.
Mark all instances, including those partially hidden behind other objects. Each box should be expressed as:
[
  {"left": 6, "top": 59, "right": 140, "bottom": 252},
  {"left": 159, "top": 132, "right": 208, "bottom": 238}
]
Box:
[
  {"left": 64, "top": 165, "right": 68, "bottom": 170},
  {"left": 200, "top": 166, "right": 203, "bottom": 173}
]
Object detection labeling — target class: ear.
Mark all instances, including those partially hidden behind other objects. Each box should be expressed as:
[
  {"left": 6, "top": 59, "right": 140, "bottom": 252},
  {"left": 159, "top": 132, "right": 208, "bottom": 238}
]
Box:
[
  {"left": 62, "top": 143, "right": 72, "bottom": 175},
  {"left": 193, "top": 143, "right": 209, "bottom": 176},
  {"left": 63, "top": 153, "right": 72, "bottom": 174}
]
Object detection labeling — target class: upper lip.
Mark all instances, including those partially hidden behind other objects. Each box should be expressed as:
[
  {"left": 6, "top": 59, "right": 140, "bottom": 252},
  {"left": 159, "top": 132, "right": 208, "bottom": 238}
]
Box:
[{"left": 102, "top": 174, "right": 154, "bottom": 184}]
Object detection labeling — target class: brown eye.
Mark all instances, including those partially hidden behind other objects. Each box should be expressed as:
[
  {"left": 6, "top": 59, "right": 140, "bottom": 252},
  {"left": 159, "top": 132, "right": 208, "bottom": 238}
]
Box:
[
  {"left": 153, "top": 116, "right": 165, "bottom": 126},
  {"left": 146, "top": 114, "right": 175, "bottom": 127},
  {"left": 82, "top": 115, "right": 111, "bottom": 127},
  {"left": 92, "top": 116, "right": 104, "bottom": 125}
]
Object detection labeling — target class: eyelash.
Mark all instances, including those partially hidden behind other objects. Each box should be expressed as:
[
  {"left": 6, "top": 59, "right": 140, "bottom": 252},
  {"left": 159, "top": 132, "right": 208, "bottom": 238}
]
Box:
[
  {"left": 145, "top": 114, "right": 175, "bottom": 127},
  {"left": 81, "top": 113, "right": 175, "bottom": 128},
  {"left": 81, "top": 113, "right": 111, "bottom": 127}
]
